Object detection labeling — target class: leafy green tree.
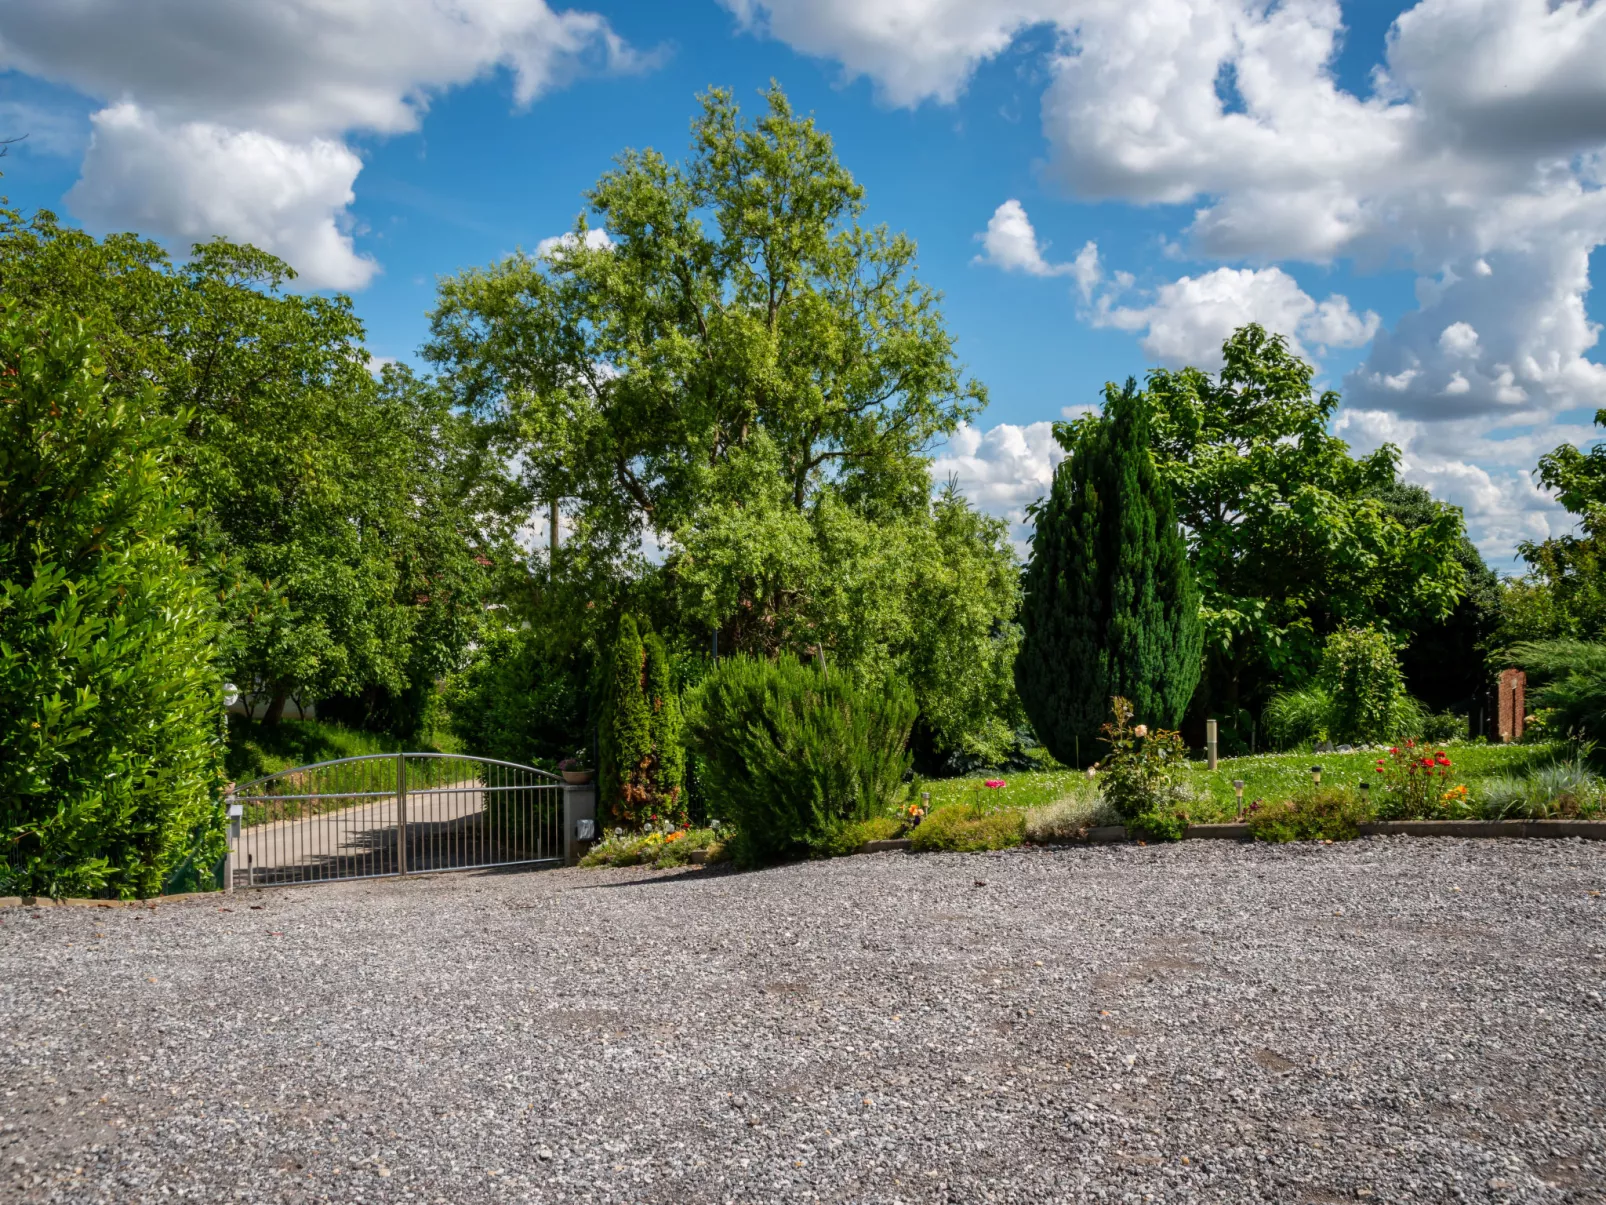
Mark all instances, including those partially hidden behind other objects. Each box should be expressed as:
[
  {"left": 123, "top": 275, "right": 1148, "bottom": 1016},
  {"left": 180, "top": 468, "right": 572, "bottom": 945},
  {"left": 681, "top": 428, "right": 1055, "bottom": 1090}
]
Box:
[
  {"left": 0, "top": 211, "right": 506, "bottom": 730},
  {"left": 0, "top": 304, "right": 225, "bottom": 899},
  {"left": 426, "top": 86, "right": 1016, "bottom": 760},
  {"left": 1369, "top": 481, "right": 1501, "bottom": 711},
  {"left": 1121, "top": 324, "right": 1465, "bottom": 738},
  {"left": 1514, "top": 409, "right": 1606, "bottom": 642},
  {"left": 1018, "top": 380, "right": 1202, "bottom": 763}
]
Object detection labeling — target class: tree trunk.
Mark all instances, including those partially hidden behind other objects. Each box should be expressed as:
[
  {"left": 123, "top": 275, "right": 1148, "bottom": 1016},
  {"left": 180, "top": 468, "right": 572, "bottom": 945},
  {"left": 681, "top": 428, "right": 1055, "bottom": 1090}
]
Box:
[{"left": 264, "top": 690, "right": 288, "bottom": 727}]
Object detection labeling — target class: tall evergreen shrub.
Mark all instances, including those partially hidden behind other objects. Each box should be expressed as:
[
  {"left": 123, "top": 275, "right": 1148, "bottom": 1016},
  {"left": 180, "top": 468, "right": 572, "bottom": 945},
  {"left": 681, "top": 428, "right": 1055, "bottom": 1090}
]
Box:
[
  {"left": 597, "top": 615, "right": 685, "bottom": 829},
  {"left": 686, "top": 654, "right": 915, "bottom": 865},
  {"left": 0, "top": 304, "right": 226, "bottom": 899},
  {"left": 1016, "top": 379, "right": 1202, "bottom": 763}
]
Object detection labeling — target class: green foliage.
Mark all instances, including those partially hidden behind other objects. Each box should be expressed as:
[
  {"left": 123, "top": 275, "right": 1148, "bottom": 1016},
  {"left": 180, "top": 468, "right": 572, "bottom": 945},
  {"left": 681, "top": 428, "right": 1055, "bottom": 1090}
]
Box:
[
  {"left": 1370, "top": 482, "right": 1501, "bottom": 711},
  {"left": 426, "top": 87, "right": 1017, "bottom": 765},
  {"left": 685, "top": 653, "right": 915, "bottom": 866},
  {"left": 441, "top": 623, "right": 590, "bottom": 768},
  {"left": 1116, "top": 324, "right": 1465, "bottom": 725},
  {"left": 0, "top": 305, "right": 225, "bottom": 899},
  {"left": 1018, "top": 379, "right": 1202, "bottom": 763},
  {"left": 1418, "top": 709, "right": 1466, "bottom": 743},
  {"left": 1246, "top": 788, "right": 1370, "bottom": 842},
  {"left": 643, "top": 630, "right": 686, "bottom": 816},
  {"left": 580, "top": 825, "right": 720, "bottom": 869},
  {"left": 222, "top": 716, "right": 456, "bottom": 788},
  {"left": 909, "top": 805, "right": 1024, "bottom": 853},
  {"left": 1095, "top": 697, "right": 1192, "bottom": 840},
  {"left": 1262, "top": 687, "right": 1332, "bottom": 750},
  {"left": 815, "top": 814, "right": 904, "bottom": 857},
  {"left": 1318, "top": 627, "right": 1407, "bottom": 745},
  {"left": 0, "top": 212, "right": 505, "bottom": 732},
  {"left": 1517, "top": 411, "right": 1606, "bottom": 640},
  {"left": 1509, "top": 639, "right": 1606, "bottom": 741}
]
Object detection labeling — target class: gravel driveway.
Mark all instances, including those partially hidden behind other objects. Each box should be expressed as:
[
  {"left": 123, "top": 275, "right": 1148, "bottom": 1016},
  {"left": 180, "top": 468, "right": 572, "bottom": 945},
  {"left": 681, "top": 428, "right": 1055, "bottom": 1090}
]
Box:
[{"left": 2, "top": 838, "right": 1604, "bottom": 1204}]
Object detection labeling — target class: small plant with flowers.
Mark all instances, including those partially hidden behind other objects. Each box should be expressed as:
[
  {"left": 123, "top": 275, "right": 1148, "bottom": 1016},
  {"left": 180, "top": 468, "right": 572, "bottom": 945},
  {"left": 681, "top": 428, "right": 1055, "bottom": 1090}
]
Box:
[
  {"left": 1097, "top": 696, "right": 1191, "bottom": 840},
  {"left": 1372, "top": 740, "right": 1455, "bottom": 819}
]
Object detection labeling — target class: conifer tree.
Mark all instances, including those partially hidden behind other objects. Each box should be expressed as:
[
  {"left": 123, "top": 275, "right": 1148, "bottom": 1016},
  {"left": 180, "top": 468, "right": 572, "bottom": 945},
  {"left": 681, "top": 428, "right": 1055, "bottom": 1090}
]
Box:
[
  {"left": 642, "top": 632, "right": 686, "bottom": 824},
  {"left": 1016, "top": 379, "right": 1202, "bottom": 763},
  {"left": 598, "top": 616, "right": 686, "bottom": 828}
]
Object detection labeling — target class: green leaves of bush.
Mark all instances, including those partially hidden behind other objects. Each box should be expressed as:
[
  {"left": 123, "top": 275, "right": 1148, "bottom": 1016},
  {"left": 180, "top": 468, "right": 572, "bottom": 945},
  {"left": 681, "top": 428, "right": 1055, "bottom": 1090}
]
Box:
[
  {"left": 1, "top": 305, "right": 225, "bottom": 899},
  {"left": 685, "top": 654, "right": 914, "bottom": 865}
]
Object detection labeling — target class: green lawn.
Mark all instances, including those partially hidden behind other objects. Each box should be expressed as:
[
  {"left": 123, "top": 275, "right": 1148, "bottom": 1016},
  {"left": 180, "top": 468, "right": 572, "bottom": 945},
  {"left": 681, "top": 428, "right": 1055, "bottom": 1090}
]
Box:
[{"left": 915, "top": 741, "right": 1565, "bottom": 825}]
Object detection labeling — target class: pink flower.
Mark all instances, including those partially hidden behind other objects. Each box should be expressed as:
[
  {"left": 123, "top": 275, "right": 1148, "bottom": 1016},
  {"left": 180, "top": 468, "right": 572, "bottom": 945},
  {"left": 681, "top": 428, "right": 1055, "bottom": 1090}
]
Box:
[
  {"left": 984, "top": 779, "right": 1005, "bottom": 789},
  {"left": 1133, "top": 724, "right": 1149, "bottom": 738}
]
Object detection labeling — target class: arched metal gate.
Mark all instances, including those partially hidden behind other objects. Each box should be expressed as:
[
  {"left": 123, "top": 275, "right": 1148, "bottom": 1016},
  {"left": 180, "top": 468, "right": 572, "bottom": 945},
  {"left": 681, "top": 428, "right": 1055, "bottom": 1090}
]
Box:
[{"left": 223, "top": 753, "right": 590, "bottom": 890}]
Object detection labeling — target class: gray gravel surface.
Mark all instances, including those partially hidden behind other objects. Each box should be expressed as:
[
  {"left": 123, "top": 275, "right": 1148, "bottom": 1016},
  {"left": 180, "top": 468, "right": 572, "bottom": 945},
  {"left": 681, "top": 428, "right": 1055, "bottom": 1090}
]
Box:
[{"left": 2, "top": 838, "right": 1605, "bottom": 1204}]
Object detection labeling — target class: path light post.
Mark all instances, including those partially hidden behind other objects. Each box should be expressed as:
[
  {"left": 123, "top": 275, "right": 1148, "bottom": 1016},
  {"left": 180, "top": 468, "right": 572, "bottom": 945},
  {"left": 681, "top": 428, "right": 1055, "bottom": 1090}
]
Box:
[
  {"left": 1310, "top": 764, "right": 1322, "bottom": 788},
  {"left": 1359, "top": 780, "right": 1371, "bottom": 808},
  {"left": 1233, "top": 779, "right": 1245, "bottom": 819},
  {"left": 1206, "top": 719, "right": 1218, "bottom": 771}
]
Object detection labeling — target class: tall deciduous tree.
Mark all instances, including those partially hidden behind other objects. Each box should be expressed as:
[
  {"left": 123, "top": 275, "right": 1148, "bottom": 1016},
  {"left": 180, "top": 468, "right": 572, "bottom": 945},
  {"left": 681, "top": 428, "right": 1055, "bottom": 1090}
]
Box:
[
  {"left": 1134, "top": 325, "right": 1466, "bottom": 741},
  {"left": 0, "top": 211, "right": 508, "bottom": 732},
  {"left": 427, "top": 86, "right": 1018, "bottom": 761},
  {"left": 1017, "top": 379, "right": 1201, "bottom": 763}
]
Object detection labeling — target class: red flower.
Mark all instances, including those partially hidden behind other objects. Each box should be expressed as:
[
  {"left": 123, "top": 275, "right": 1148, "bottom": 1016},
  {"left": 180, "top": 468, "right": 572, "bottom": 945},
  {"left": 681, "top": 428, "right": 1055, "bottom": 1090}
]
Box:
[
  {"left": 984, "top": 779, "right": 1006, "bottom": 789},
  {"left": 1389, "top": 747, "right": 1399, "bottom": 754}
]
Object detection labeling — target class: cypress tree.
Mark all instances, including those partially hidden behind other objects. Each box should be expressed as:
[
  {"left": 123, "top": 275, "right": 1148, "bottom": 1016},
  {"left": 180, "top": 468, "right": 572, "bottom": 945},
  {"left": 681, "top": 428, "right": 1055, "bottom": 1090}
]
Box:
[
  {"left": 598, "top": 615, "right": 652, "bottom": 829},
  {"left": 1016, "top": 378, "right": 1202, "bottom": 763},
  {"left": 643, "top": 631, "right": 687, "bottom": 825},
  {"left": 598, "top": 616, "right": 688, "bottom": 829}
]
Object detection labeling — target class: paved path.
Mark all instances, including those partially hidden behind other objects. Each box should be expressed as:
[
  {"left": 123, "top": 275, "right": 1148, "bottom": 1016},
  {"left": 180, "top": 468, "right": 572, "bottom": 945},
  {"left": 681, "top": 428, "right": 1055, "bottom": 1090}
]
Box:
[{"left": 2, "top": 837, "right": 1603, "bottom": 1203}]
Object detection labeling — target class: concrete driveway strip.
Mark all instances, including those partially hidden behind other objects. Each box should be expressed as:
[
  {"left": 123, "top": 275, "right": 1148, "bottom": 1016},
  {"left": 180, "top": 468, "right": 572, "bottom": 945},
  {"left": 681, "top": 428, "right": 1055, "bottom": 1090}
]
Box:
[{"left": 1, "top": 837, "right": 1603, "bottom": 1203}]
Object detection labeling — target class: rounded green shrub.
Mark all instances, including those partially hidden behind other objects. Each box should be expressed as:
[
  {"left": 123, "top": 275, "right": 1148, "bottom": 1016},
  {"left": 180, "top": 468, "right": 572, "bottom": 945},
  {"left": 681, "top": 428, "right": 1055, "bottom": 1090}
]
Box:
[
  {"left": 1318, "top": 626, "right": 1407, "bottom": 745},
  {"left": 908, "top": 806, "right": 1024, "bottom": 853},
  {"left": 685, "top": 654, "right": 915, "bottom": 866}
]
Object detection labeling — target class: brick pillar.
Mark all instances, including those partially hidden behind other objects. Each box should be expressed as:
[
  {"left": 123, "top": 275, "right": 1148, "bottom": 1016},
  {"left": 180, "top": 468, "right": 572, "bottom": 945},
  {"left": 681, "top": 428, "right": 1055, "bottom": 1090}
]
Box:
[{"left": 1496, "top": 668, "right": 1526, "bottom": 743}]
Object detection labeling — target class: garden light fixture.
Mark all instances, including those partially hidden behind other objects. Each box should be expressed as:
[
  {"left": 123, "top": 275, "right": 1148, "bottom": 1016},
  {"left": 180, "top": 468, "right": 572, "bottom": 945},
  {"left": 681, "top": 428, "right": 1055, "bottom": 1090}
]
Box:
[
  {"left": 1232, "top": 779, "right": 1245, "bottom": 817},
  {"left": 1310, "top": 765, "right": 1322, "bottom": 787}
]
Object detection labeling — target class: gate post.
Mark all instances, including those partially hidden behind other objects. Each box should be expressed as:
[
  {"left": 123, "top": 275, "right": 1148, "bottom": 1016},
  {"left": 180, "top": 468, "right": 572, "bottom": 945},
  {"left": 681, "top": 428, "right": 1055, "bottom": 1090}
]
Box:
[
  {"left": 396, "top": 752, "right": 408, "bottom": 876},
  {"left": 562, "top": 784, "right": 596, "bottom": 866}
]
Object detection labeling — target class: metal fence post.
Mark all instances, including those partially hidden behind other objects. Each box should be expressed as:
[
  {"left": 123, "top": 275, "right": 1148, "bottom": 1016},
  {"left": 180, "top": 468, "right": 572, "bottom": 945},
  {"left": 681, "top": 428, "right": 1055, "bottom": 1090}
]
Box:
[
  {"left": 396, "top": 752, "right": 408, "bottom": 877},
  {"left": 562, "top": 784, "right": 597, "bottom": 866}
]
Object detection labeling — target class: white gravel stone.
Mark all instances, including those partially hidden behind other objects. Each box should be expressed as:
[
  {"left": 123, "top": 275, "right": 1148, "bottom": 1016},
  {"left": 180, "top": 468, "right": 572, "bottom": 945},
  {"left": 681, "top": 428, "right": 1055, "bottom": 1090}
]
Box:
[{"left": 1, "top": 837, "right": 1603, "bottom": 1202}]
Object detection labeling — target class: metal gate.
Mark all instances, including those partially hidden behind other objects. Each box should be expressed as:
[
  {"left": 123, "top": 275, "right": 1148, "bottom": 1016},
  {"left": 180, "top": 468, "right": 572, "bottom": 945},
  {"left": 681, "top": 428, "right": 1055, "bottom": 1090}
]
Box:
[{"left": 224, "top": 753, "right": 572, "bottom": 889}]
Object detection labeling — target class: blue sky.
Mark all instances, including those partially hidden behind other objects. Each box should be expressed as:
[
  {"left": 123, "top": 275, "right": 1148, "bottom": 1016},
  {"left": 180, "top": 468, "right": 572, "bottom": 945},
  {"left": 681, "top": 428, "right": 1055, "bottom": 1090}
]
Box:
[{"left": 2, "top": 0, "right": 1604, "bottom": 568}]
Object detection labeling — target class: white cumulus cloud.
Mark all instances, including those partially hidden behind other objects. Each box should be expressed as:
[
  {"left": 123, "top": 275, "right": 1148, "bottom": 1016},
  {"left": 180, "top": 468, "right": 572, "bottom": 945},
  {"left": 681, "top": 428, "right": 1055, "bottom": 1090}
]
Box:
[
  {"left": 930, "top": 420, "right": 1068, "bottom": 549},
  {"left": 0, "top": 0, "right": 645, "bottom": 288},
  {"left": 972, "top": 199, "right": 1096, "bottom": 286},
  {"left": 1093, "top": 265, "right": 1379, "bottom": 369},
  {"left": 733, "top": 0, "right": 1606, "bottom": 559}
]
